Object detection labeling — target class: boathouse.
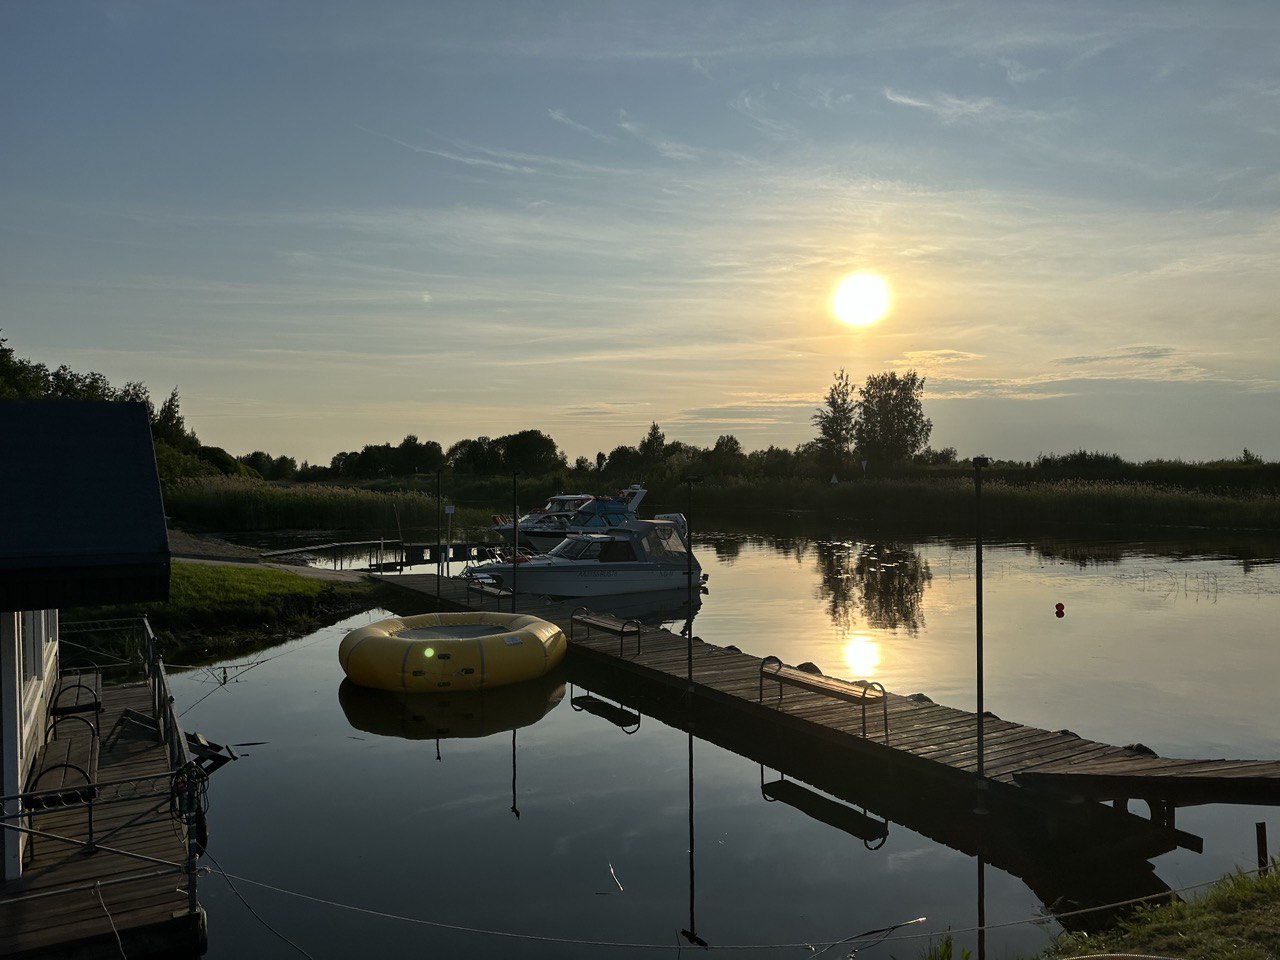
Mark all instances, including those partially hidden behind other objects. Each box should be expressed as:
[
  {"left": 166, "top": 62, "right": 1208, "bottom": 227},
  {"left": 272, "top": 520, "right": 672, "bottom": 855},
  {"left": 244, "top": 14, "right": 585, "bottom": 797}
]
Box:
[{"left": 0, "top": 399, "right": 170, "bottom": 880}]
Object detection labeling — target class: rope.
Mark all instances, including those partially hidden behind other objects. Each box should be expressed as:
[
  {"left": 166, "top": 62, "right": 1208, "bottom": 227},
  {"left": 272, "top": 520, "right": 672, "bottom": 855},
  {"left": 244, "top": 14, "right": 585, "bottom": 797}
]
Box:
[
  {"left": 94, "top": 883, "right": 129, "bottom": 959},
  {"left": 204, "top": 850, "right": 315, "bottom": 960},
  {"left": 206, "top": 860, "right": 1274, "bottom": 953}
]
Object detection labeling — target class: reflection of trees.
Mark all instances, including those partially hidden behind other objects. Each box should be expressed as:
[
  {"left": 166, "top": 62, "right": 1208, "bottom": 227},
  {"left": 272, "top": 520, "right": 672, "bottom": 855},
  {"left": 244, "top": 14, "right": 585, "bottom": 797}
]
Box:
[
  {"left": 814, "top": 541, "right": 932, "bottom": 635},
  {"left": 710, "top": 537, "right": 742, "bottom": 562}
]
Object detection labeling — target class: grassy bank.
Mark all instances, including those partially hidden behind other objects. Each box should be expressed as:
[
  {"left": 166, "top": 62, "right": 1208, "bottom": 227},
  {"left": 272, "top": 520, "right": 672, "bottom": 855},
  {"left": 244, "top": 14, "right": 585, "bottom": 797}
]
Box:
[
  {"left": 1042, "top": 868, "right": 1280, "bottom": 959},
  {"left": 68, "top": 561, "right": 390, "bottom": 658}
]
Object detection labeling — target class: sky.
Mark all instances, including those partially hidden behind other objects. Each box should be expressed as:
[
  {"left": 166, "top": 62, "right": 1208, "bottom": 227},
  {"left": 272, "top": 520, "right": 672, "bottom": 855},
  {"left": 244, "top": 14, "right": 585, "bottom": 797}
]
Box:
[{"left": 2, "top": 1, "right": 1278, "bottom": 465}]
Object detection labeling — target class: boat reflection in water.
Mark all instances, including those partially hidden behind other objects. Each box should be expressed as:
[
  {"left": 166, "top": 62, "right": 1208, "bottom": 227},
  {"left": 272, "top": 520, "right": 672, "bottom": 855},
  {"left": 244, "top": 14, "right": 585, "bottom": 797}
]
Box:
[{"left": 337, "top": 672, "right": 565, "bottom": 742}]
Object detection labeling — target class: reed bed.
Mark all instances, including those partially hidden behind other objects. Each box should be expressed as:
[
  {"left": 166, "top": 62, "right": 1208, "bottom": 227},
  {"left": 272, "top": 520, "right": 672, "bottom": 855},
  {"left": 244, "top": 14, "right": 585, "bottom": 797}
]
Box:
[
  {"left": 647, "top": 477, "right": 1280, "bottom": 532},
  {"left": 165, "top": 476, "right": 490, "bottom": 533}
]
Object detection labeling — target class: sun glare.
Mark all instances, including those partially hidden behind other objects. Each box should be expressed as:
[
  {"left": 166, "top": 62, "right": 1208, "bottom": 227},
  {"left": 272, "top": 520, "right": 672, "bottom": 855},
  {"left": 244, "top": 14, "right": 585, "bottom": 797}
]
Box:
[
  {"left": 842, "top": 635, "right": 881, "bottom": 678},
  {"left": 833, "top": 273, "right": 891, "bottom": 327}
]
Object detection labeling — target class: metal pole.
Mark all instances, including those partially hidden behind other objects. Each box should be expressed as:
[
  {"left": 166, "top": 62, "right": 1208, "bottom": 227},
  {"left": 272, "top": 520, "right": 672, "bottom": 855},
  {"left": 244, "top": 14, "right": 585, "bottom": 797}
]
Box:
[
  {"left": 684, "top": 476, "right": 701, "bottom": 685},
  {"left": 974, "top": 456, "right": 989, "bottom": 782},
  {"left": 512, "top": 471, "right": 519, "bottom": 612},
  {"left": 977, "top": 855, "right": 986, "bottom": 960},
  {"left": 436, "top": 469, "right": 442, "bottom": 602},
  {"left": 1259, "top": 822, "right": 1270, "bottom": 875}
]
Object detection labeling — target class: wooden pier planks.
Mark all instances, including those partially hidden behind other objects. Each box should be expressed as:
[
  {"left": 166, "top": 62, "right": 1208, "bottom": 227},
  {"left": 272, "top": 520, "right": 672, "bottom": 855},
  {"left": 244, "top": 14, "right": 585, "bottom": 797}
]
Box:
[
  {"left": 376, "top": 572, "right": 1280, "bottom": 810},
  {"left": 0, "top": 684, "right": 204, "bottom": 960}
]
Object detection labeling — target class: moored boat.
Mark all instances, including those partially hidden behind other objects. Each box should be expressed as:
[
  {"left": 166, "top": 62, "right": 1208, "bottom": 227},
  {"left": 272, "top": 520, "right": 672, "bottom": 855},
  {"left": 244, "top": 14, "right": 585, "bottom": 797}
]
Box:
[
  {"left": 465, "top": 515, "right": 706, "bottom": 598},
  {"left": 493, "top": 484, "right": 647, "bottom": 551}
]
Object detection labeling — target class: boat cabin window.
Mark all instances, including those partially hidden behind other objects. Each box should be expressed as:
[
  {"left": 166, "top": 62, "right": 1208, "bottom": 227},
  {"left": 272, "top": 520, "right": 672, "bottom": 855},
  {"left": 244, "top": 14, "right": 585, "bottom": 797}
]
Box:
[
  {"left": 598, "top": 541, "right": 638, "bottom": 563},
  {"left": 548, "top": 538, "right": 605, "bottom": 561}
]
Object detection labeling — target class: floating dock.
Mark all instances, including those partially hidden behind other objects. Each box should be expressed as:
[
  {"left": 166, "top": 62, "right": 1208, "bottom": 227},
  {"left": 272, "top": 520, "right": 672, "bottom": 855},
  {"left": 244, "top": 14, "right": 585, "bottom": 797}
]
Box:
[
  {"left": 0, "top": 682, "right": 206, "bottom": 959},
  {"left": 379, "top": 572, "right": 1280, "bottom": 826}
]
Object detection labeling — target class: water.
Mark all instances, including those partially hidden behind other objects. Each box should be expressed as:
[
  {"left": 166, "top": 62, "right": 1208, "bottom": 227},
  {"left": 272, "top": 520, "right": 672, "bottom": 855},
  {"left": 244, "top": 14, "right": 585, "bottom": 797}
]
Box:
[{"left": 174, "top": 530, "right": 1280, "bottom": 958}]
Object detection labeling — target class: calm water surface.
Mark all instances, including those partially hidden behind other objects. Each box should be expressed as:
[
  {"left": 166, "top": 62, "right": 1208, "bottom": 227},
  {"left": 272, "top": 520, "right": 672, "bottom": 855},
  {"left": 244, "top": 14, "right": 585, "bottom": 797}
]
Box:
[{"left": 176, "top": 530, "right": 1280, "bottom": 958}]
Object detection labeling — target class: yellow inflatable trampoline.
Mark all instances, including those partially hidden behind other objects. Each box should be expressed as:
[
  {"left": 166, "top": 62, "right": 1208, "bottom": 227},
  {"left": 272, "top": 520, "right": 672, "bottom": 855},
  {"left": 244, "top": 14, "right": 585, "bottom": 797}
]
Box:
[{"left": 338, "top": 612, "right": 567, "bottom": 692}]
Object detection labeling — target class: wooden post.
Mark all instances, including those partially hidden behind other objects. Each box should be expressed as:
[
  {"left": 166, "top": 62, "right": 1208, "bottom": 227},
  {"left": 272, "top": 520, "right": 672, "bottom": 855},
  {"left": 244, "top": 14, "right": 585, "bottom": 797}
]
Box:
[{"left": 1259, "top": 822, "right": 1270, "bottom": 876}]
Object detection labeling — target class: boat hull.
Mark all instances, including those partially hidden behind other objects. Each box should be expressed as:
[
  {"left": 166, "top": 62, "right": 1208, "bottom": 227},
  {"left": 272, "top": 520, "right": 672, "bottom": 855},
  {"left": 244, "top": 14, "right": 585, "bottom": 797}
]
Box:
[{"left": 479, "top": 563, "right": 702, "bottom": 598}]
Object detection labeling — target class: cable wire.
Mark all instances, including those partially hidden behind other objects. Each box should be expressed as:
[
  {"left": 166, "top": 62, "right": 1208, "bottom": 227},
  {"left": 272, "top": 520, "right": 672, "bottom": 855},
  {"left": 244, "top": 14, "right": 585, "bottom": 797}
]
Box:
[
  {"left": 204, "top": 850, "right": 316, "bottom": 960},
  {"left": 94, "top": 882, "right": 129, "bottom": 959}
]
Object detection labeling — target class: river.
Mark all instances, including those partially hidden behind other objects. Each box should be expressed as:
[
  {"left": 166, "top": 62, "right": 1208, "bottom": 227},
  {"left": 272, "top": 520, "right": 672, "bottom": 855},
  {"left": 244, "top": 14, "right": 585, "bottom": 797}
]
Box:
[{"left": 174, "top": 526, "right": 1280, "bottom": 958}]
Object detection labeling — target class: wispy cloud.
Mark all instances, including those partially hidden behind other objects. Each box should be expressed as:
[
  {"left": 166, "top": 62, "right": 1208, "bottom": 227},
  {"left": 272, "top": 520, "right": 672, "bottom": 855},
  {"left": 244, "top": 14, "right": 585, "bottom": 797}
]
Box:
[
  {"left": 730, "top": 90, "right": 801, "bottom": 142},
  {"left": 883, "top": 87, "right": 1049, "bottom": 125},
  {"left": 548, "top": 108, "right": 616, "bottom": 143},
  {"left": 617, "top": 110, "right": 701, "bottom": 160}
]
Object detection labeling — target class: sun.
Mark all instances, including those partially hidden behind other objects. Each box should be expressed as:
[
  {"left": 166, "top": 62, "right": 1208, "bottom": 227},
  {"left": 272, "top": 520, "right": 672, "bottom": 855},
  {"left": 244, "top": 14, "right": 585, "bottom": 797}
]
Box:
[{"left": 832, "top": 273, "right": 891, "bottom": 327}]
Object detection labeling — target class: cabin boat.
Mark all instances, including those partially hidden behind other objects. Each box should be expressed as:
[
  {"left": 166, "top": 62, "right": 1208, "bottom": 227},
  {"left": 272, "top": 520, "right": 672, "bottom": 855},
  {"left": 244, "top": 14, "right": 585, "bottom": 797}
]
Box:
[
  {"left": 494, "top": 484, "right": 648, "bottom": 552},
  {"left": 466, "top": 515, "right": 704, "bottom": 598}
]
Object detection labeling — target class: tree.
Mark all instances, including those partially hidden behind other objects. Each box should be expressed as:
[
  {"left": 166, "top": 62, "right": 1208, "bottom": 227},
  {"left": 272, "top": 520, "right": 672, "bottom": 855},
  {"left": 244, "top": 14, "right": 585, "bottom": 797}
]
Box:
[
  {"left": 852, "top": 370, "right": 932, "bottom": 463},
  {"left": 638, "top": 422, "right": 666, "bottom": 465},
  {"left": 496, "top": 429, "right": 566, "bottom": 475},
  {"left": 811, "top": 369, "right": 857, "bottom": 470}
]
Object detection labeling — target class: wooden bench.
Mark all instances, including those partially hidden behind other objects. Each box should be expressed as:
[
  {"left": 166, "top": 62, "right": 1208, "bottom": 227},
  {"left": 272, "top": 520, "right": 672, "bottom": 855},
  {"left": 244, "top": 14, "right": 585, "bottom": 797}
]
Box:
[
  {"left": 759, "top": 656, "right": 889, "bottom": 744},
  {"left": 570, "top": 609, "right": 643, "bottom": 656},
  {"left": 49, "top": 669, "right": 103, "bottom": 718},
  {"left": 27, "top": 714, "right": 100, "bottom": 808}
]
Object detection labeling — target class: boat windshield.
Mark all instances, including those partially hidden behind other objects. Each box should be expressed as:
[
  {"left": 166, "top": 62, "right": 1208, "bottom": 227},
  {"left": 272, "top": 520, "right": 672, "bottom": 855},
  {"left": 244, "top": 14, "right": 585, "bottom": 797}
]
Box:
[{"left": 548, "top": 538, "right": 605, "bottom": 561}]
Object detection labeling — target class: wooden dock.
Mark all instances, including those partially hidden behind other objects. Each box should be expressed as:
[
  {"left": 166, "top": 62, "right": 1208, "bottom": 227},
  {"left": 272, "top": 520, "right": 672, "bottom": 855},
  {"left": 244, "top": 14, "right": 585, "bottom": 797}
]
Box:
[
  {"left": 0, "top": 683, "right": 205, "bottom": 960},
  {"left": 380, "top": 572, "right": 1280, "bottom": 821}
]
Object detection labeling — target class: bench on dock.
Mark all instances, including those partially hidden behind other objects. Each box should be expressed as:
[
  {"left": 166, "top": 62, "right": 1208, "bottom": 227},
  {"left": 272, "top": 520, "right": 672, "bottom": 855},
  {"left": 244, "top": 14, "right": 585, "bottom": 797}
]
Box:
[
  {"left": 50, "top": 668, "right": 103, "bottom": 718},
  {"left": 570, "top": 609, "right": 644, "bottom": 656},
  {"left": 27, "top": 713, "right": 99, "bottom": 808},
  {"left": 759, "top": 656, "right": 889, "bottom": 744}
]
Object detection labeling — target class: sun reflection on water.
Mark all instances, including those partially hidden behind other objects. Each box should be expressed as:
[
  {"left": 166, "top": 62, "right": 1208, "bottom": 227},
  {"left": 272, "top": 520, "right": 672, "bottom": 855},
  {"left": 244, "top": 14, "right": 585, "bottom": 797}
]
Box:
[{"left": 842, "top": 634, "right": 881, "bottom": 678}]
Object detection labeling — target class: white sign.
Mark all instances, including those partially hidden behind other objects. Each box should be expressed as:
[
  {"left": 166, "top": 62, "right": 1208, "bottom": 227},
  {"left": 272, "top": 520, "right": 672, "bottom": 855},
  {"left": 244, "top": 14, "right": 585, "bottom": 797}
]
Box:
[{"left": 444, "top": 505, "right": 456, "bottom": 515}]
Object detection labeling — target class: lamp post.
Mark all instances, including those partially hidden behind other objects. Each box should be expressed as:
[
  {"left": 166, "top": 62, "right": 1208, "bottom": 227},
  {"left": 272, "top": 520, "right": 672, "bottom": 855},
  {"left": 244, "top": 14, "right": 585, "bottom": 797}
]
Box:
[
  {"left": 973, "top": 455, "right": 990, "bottom": 783},
  {"left": 511, "top": 471, "right": 520, "bottom": 612},
  {"left": 436, "top": 468, "right": 442, "bottom": 602},
  {"left": 684, "top": 476, "right": 702, "bottom": 685}
]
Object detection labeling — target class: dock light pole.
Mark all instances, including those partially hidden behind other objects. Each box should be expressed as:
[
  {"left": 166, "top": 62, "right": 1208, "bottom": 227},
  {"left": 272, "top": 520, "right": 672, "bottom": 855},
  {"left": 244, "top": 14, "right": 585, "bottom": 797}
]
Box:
[
  {"left": 436, "top": 468, "right": 442, "bottom": 602},
  {"left": 511, "top": 471, "right": 520, "bottom": 612},
  {"left": 973, "top": 455, "right": 991, "bottom": 783},
  {"left": 684, "top": 476, "right": 703, "bottom": 685}
]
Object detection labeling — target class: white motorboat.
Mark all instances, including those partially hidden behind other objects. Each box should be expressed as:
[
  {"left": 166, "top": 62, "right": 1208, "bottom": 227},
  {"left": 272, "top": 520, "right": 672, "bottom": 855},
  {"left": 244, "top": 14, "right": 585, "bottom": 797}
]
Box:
[
  {"left": 466, "top": 515, "right": 705, "bottom": 598},
  {"left": 493, "top": 484, "right": 648, "bottom": 552}
]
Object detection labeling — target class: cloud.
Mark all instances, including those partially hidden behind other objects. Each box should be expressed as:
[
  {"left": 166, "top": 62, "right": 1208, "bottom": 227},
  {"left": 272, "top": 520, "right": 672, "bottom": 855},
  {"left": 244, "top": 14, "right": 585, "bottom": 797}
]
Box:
[
  {"left": 997, "top": 57, "right": 1047, "bottom": 85},
  {"left": 617, "top": 110, "right": 701, "bottom": 160},
  {"left": 1055, "top": 345, "right": 1175, "bottom": 365},
  {"left": 900, "top": 350, "right": 984, "bottom": 369},
  {"left": 729, "top": 90, "right": 801, "bottom": 142},
  {"left": 882, "top": 87, "right": 1049, "bottom": 125},
  {"left": 548, "top": 108, "right": 616, "bottom": 143}
]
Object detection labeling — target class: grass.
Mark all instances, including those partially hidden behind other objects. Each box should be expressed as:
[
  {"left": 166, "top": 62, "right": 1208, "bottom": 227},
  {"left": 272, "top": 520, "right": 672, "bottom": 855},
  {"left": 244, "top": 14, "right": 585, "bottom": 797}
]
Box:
[
  {"left": 1040, "top": 868, "right": 1280, "bottom": 960},
  {"left": 67, "top": 561, "right": 389, "bottom": 658}
]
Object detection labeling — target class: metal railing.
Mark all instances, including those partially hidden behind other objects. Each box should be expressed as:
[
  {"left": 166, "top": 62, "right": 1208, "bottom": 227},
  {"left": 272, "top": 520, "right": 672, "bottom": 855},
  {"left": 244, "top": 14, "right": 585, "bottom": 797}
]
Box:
[{"left": 0, "top": 615, "right": 204, "bottom": 913}]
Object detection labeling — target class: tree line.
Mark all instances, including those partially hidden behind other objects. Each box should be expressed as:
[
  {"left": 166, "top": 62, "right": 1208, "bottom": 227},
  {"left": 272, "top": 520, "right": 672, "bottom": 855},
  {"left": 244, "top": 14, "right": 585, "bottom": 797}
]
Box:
[{"left": 3, "top": 333, "right": 1272, "bottom": 493}]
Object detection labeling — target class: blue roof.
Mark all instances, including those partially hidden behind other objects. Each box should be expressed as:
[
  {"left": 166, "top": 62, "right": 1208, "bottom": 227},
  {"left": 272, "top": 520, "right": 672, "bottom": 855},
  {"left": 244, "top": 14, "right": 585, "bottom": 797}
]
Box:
[{"left": 0, "top": 400, "right": 170, "bottom": 609}]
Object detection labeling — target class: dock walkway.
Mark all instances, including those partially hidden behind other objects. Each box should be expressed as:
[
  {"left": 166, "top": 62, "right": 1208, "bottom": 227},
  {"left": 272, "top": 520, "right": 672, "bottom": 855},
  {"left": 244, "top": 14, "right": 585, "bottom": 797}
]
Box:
[
  {"left": 0, "top": 683, "right": 204, "bottom": 960},
  {"left": 380, "top": 572, "right": 1280, "bottom": 814}
]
